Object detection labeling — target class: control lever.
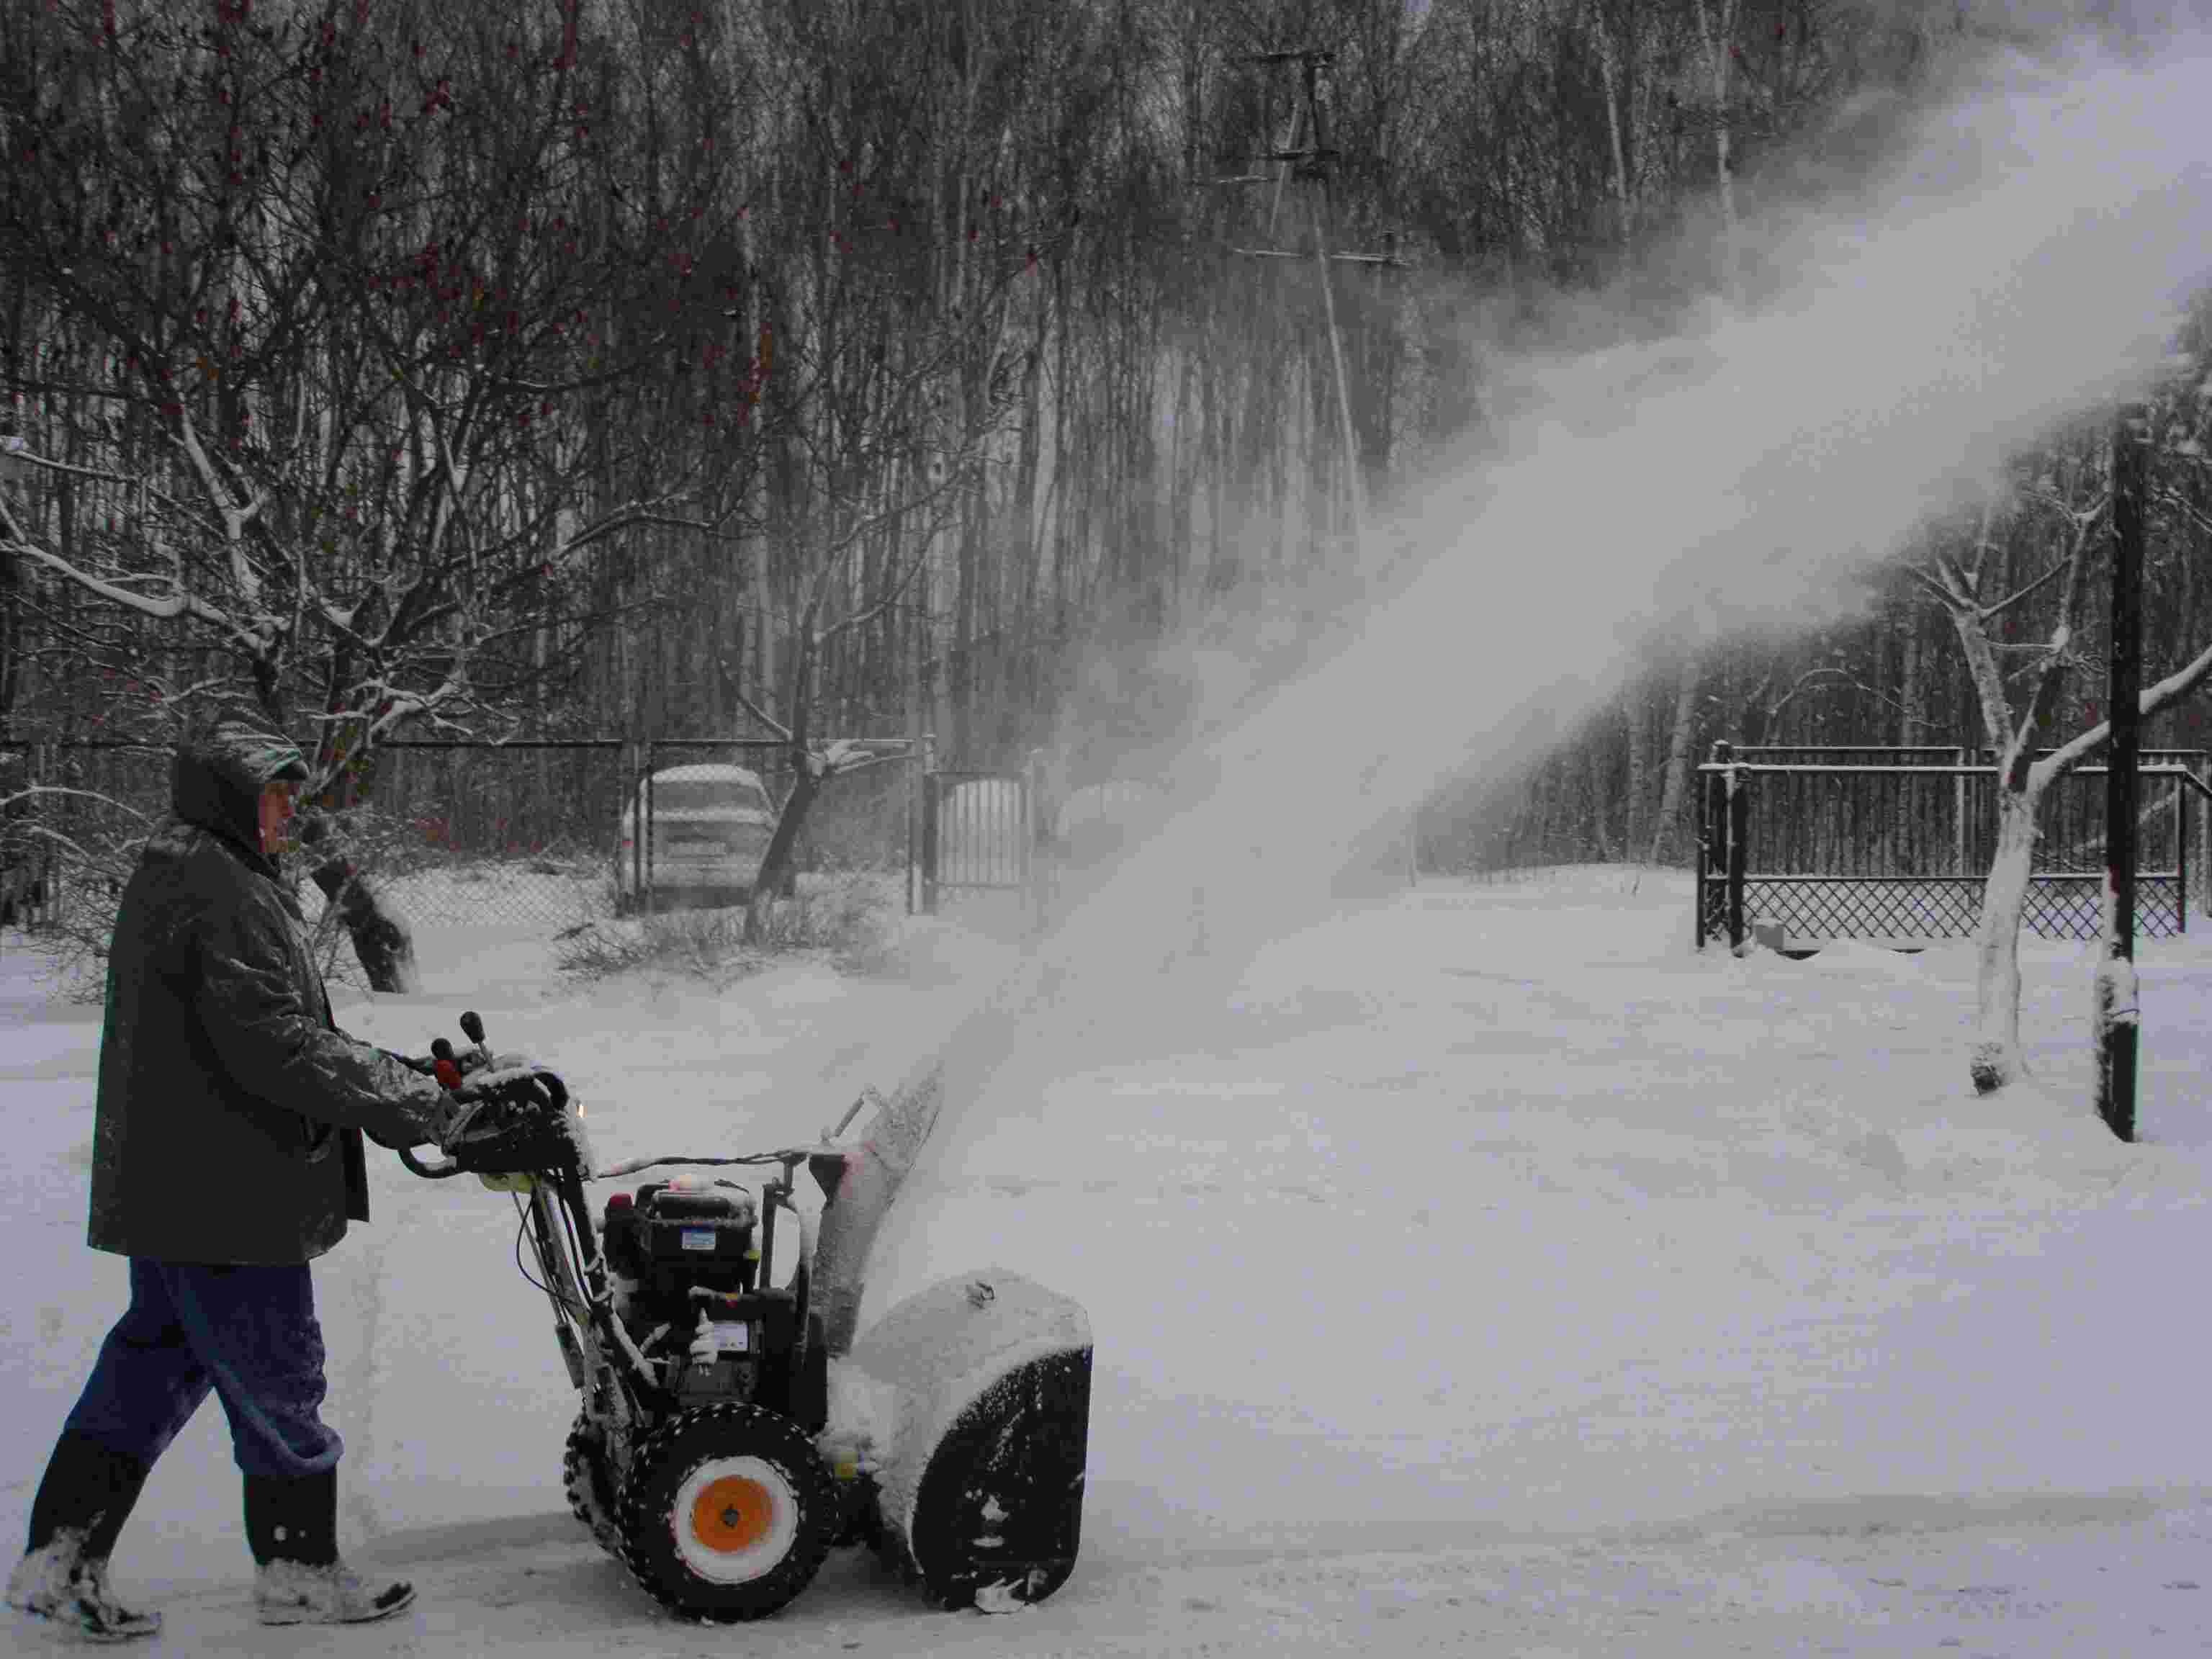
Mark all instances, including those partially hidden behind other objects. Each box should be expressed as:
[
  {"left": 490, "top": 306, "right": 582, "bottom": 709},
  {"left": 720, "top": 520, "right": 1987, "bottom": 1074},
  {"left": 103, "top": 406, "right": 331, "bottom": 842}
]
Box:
[
  {"left": 459, "top": 1010, "right": 494, "bottom": 1070},
  {"left": 430, "top": 1038, "right": 464, "bottom": 1092}
]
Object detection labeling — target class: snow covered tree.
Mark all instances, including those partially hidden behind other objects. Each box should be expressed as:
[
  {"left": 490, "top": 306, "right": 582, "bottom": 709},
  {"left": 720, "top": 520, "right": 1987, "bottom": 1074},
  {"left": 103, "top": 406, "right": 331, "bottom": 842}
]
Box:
[{"left": 0, "top": 0, "right": 747, "bottom": 985}]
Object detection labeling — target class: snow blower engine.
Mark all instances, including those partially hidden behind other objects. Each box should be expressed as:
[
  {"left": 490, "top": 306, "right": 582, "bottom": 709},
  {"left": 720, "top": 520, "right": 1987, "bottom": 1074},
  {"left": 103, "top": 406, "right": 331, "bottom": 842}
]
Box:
[{"left": 397, "top": 1012, "right": 1092, "bottom": 1625}]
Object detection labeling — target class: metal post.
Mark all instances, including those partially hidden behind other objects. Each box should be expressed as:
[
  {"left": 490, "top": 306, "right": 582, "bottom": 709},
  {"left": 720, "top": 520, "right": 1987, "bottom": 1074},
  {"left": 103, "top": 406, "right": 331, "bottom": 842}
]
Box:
[
  {"left": 1023, "top": 749, "right": 1048, "bottom": 929},
  {"left": 919, "top": 734, "right": 939, "bottom": 916},
  {"left": 1954, "top": 747, "right": 1967, "bottom": 876},
  {"left": 625, "top": 741, "right": 639, "bottom": 906},
  {"left": 2199, "top": 756, "right": 2211, "bottom": 919},
  {"left": 1709, "top": 741, "right": 1748, "bottom": 951},
  {"left": 903, "top": 750, "right": 916, "bottom": 917},
  {"left": 644, "top": 741, "right": 660, "bottom": 916},
  {"left": 2097, "top": 406, "right": 2146, "bottom": 1143},
  {"left": 1694, "top": 757, "right": 1709, "bottom": 949},
  {"left": 2177, "top": 775, "right": 2189, "bottom": 936},
  {"left": 1727, "top": 767, "right": 1748, "bottom": 952}
]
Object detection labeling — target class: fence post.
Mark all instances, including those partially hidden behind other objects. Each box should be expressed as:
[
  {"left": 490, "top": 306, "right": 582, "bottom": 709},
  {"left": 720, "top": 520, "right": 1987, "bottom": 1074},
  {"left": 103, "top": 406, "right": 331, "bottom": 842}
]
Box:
[
  {"left": 1712, "top": 741, "right": 1748, "bottom": 952},
  {"left": 1022, "top": 749, "right": 1046, "bottom": 929},
  {"left": 919, "top": 735, "right": 939, "bottom": 916},
  {"left": 1954, "top": 747, "right": 1968, "bottom": 876},
  {"left": 34, "top": 740, "right": 53, "bottom": 928},
  {"left": 2177, "top": 775, "right": 2190, "bottom": 936},
  {"left": 621, "top": 741, "right": 637, "bottom": 909},
  {"left": 1694, "top": 756, "right": 1709, "bottom": 950},
  {"left": 644, "top": 740, "right": 662, "bottom": 915},
  {"left": 2200, "top": 757, "right": 2211, "bottom": 919}
]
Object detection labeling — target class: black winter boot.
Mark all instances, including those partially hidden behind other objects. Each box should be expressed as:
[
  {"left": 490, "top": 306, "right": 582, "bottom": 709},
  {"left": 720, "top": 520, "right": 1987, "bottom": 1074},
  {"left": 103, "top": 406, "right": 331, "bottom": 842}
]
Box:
[
  {"left": 243, "top": 1471, "right": 415, "bottom": 1627},
  {"left": 4, "top": 1433, "right": 161, "bottom": 1642}
]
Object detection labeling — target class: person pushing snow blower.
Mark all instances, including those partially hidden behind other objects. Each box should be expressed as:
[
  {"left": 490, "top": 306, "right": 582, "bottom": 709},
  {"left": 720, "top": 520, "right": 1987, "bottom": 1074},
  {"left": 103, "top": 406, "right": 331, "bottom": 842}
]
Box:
[{"left": 4, "top": 723, "right": 472, "bottom": 1642}]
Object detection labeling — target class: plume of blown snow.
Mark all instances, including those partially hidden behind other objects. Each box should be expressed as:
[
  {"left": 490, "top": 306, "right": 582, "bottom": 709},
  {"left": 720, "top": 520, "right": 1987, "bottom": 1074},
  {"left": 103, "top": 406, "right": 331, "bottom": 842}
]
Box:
[{"left": 860, "top": 27, "right": 2212, "bottom": 1311}]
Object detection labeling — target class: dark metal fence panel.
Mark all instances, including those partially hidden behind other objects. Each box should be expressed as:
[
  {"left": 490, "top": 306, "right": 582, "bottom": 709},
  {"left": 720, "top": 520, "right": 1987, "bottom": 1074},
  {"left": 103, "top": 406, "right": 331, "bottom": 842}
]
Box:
[{"left": 1696, "top": 746, "right": 2209, "bottom": 948}]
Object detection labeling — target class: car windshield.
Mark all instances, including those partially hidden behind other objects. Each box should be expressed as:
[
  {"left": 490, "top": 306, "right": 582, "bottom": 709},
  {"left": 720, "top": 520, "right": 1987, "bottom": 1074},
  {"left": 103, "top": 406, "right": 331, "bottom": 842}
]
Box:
[{"left": 648, "top": 779, "right": 768, "bottom": 813}]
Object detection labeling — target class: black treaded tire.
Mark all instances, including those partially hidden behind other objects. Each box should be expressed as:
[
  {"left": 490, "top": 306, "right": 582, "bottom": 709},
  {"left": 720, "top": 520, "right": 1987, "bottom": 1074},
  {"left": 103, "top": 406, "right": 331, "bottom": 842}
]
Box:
[
  {"left": 616, "top": 1403, "right": 836, "bottom": 1623},
  {"left": 563, "top": 1414, "right": 626, "bottom": 1558}
]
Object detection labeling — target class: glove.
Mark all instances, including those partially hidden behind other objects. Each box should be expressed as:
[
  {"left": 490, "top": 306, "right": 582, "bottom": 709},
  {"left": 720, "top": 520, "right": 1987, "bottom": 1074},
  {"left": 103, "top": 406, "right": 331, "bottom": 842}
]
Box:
[{"left": 435, "top": 1066, "right": 575, "bottom": 1175}]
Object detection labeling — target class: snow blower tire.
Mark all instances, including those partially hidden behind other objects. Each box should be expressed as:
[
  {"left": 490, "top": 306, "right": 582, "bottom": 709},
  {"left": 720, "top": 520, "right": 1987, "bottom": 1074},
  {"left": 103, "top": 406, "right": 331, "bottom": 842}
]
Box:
[
  {"left": 615, "top": 1403, "right": 835, "bottom": 1623},
  {"left": 562, "top": 1415, "right": 625, "bottom": 1559}
]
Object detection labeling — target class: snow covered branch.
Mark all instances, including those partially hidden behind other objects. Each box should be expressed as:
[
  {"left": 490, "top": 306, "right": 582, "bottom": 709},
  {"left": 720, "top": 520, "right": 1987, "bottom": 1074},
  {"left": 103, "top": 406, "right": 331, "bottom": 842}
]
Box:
[
  {"left": 0, "top": 786, "right": 155, "bottom": 824},
  {"left": 2031, "top": 631, "right": 2212, "bottom": 789},
  {"left": 0, "top": 492, "right": 253, "bottom": 643},
  {"left": 733, "top": 688, "right": 793, "bottom": 745}
]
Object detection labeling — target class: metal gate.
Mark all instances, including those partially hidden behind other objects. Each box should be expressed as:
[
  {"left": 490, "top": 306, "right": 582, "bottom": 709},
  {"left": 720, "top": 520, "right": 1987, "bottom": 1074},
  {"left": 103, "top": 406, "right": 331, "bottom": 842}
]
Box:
[{"left": 920, "top": 770, "right": 1034, "bottom": 914}]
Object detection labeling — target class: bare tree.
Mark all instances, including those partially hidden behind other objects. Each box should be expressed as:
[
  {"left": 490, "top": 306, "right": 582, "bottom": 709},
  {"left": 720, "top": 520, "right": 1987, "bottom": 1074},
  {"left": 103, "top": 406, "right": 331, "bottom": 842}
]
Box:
[
  {"left": 0, "top": 0, "right": 745, "bottom": 984},
  {"left": 1909, "top": 398, "right": 2212, "bottom": 1094}
]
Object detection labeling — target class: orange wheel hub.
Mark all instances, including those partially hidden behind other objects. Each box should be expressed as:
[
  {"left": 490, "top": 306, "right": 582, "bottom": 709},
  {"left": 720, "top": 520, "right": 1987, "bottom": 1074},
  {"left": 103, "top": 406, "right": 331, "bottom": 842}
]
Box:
[{"left": 689, "top": 1475, "right": 776, "bottom": 1554}]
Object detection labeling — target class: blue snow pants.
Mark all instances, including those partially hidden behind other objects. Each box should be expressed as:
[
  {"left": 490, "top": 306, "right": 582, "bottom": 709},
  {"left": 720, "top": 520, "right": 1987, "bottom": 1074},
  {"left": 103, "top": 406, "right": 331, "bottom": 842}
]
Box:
[{"left": 59, "top": 1259, "right": 343, "bottom": 1480}]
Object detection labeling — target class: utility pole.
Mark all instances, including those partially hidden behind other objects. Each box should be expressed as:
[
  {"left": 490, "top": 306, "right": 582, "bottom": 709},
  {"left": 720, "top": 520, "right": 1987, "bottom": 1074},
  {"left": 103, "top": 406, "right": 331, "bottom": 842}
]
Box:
[
  {"left": 2096, "top": 404, "right": 2147, "bottom": 1143},
  {"left": 1206, "top": 48, "right": 1402, "bottom": 548}
]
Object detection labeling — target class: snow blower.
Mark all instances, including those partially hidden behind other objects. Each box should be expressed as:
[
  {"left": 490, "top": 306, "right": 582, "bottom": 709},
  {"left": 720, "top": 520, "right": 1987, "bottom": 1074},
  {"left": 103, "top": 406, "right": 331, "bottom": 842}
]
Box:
[{"left": 398, "top": 1012, "right": 1092, "bottom": 1624}]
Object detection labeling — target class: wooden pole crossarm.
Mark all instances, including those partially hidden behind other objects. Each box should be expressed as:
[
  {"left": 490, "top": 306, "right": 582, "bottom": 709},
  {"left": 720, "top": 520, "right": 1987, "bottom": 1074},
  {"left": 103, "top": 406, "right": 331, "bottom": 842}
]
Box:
[{"left": 1231, "top": 247, "right": 1407, "bottom": 266}]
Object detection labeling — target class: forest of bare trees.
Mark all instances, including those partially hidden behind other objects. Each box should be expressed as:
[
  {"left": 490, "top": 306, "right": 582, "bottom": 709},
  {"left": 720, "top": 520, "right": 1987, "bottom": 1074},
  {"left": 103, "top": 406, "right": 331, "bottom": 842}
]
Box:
[{"left": 5, "top": 0, "right": 2211, "bottom": 986}]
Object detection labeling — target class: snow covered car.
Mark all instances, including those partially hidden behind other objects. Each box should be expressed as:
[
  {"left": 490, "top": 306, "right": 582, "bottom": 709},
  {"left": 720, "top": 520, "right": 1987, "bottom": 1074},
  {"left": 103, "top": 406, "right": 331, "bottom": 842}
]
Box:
[{"left": 615, "top": 763, "right": 777, "bottom": 911}]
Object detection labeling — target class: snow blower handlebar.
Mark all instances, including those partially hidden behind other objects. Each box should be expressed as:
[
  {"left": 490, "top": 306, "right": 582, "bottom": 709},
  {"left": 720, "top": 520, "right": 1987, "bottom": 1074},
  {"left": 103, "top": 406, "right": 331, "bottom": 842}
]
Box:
[{"left": 395, "top": 1010, "right": 578, "bottom": 1182}]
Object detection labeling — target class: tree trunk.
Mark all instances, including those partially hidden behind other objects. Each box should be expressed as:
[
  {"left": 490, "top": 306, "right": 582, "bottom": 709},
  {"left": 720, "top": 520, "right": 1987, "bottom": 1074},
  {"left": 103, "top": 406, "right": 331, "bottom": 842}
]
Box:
[
  {"left": 1897, "top": 616, "right": 1925, "bottom": 746},
  {"left": 297, "top": 735, "right": 418, "bottom": 994},
  {"left": 1644, "top": 657, "right": 1701, "bottom": 866},
  {"left": 1623, "top": 687, "right": 1650, "bottom": 859},
  {"left": 742, "top": 758, "right": 820, "bottom": 946},
  {"left": 299, "top": 819, "right": 418, "bottom": 994},
  {"left": 1969, "top": 781, "right": 2041, "bottom": 1094},
  {"left": 1586, "top": 734, "right": 1617, "bottom": 861}
]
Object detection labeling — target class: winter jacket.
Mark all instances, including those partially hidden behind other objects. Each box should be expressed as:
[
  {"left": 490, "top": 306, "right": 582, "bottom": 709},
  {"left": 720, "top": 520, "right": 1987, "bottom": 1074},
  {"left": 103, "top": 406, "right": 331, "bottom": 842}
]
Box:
[{"left": 86, "top": 725, "right": 452, "bottom": 1265}]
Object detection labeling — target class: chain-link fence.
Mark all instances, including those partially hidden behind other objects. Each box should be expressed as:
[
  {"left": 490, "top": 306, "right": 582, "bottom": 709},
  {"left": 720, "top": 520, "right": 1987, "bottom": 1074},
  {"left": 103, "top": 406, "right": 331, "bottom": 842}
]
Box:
[
  {"left": 373, "top": 739, "right": 915, "bottom": 929},
  {"left": 1695, "top": 745, "right": 2212, "bottom": 948},
  {"left": 0, "top": 736, "right": 920, "bottom": 966}
]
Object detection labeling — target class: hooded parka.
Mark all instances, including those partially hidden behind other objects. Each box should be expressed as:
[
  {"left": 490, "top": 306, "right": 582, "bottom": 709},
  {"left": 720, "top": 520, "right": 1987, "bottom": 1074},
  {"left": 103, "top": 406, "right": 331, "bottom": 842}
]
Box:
[{"left": 86, "top": 726, "right": 451, "bottom": 1265}]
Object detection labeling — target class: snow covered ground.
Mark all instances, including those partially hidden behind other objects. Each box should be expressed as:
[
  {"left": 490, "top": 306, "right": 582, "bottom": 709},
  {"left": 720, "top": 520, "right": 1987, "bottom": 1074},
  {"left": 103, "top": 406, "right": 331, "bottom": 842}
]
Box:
[{"left": 8, "top": 865, "right": 2212, "bottom": 1655}]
